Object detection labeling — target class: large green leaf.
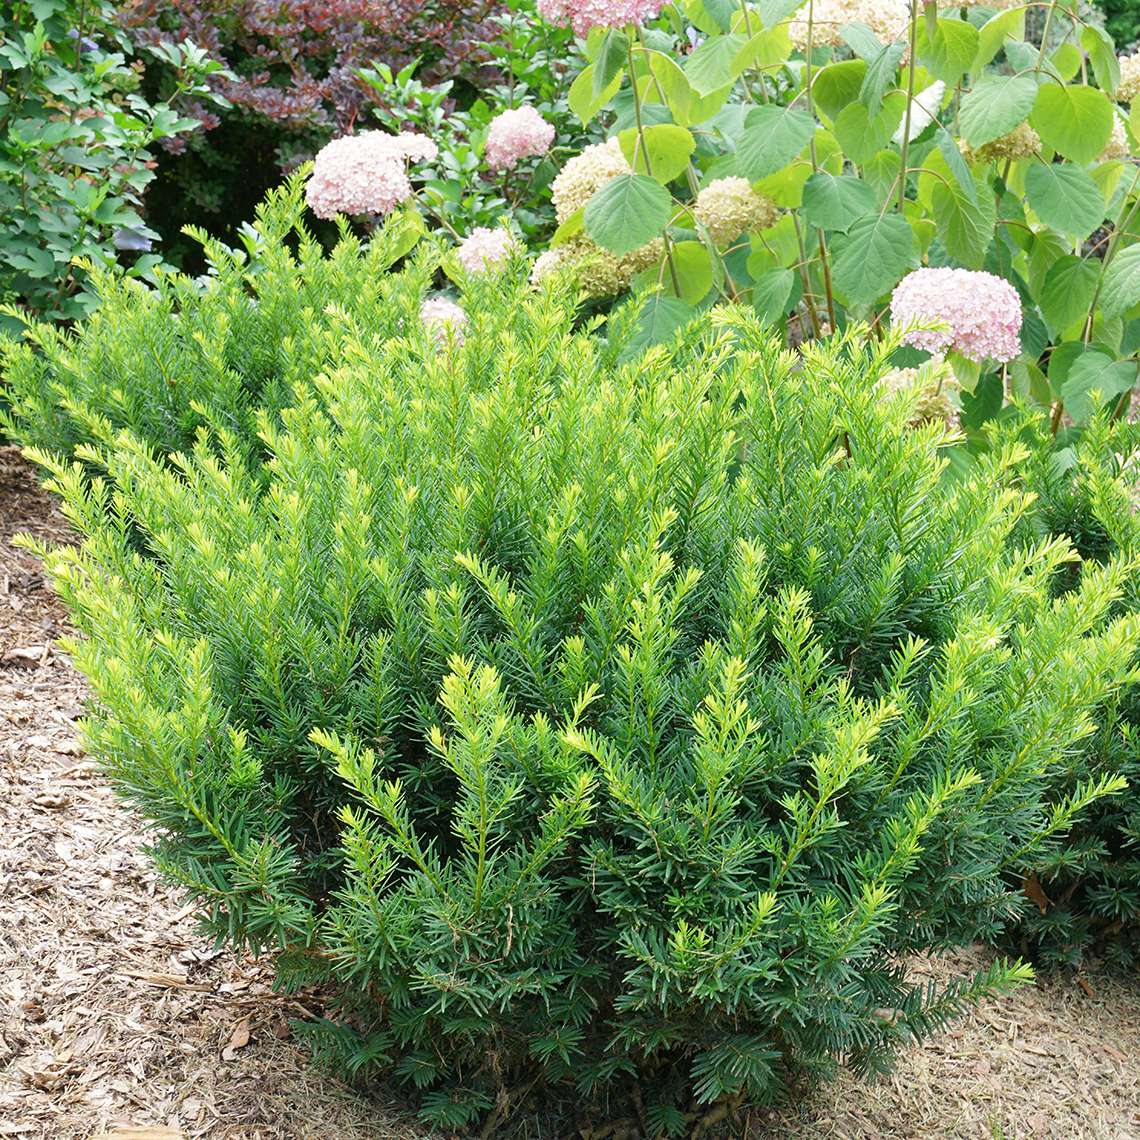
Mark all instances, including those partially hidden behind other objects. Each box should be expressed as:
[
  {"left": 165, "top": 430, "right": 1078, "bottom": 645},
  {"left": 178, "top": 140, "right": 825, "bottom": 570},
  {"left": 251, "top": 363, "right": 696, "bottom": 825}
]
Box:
[
  {"left": 1061, "top": 349, "right": 1137, "bottom": 422},
  {"left": 801, "top": 172, "right": 878, "bottom": 232},
  {"left": 1024, "top": 162, "right": 1105, "bottom": 240},
  {"left": 915, "top": 17, "right": 979, "bottom": 85},
  {"left": 834, "top": 91, "right": 905, "bottom": 164},
  {"left": 958, "top": 74, "right": 1038, "bottom": 148},
  {"left": 1030, "top": 83, "right": 1113, "bottom": 164},
  {"left": 931, "top": 173, "right": 995, "bottom": 268},
  {"left": 569, "top": 64, "right": 622, "bottom": 125},
  {"left": 617, "top": 124, "right": 696, "bottom": 184},
  {"left": 1037, "top": 254, "right": 1098, "bottom": 335},
  {"left": 684, "top": 33, "right": 748, "bottom": 95},
  {"left": 584, "top": 174, "right": 672, "bottom": 255},
  {"left": 751, "top": 266, "right": 796, "bottom": 323},
  {"left": 859, "top": 41, "right": 905, "bottom": 117},
  {"left": 973, "top": 7, "right": 1024, "bottom": 70},
  {"left": 811, "top": 60, "right": 867, "bottom": 120},
  {"left": 619, "top": 293, "right": 696, "bottom": 361},
  {"left": 1080, "top": 25, "right": 1120, "bottom": 95},
  {"left": 737, "top": 105, "right": 816, "bottom": 179},
  {"left": 592, "top": 29, "right": 628, "bottom": 97},
  {"left": 831, "top": 212, "right": 916, "bottom": 306},
  {"left": 667, "top": 240, "right": 715, "bottom": 304},
  {"left": 1101, "top": 245, "right": 1140, "bottom": 320}
]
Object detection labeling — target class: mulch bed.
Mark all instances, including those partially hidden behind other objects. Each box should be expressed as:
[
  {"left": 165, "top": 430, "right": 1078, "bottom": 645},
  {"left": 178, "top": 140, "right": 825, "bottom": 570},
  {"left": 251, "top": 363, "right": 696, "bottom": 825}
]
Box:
[{"left": 1, "top": 444, "right": 1138, "bottom": 1139}]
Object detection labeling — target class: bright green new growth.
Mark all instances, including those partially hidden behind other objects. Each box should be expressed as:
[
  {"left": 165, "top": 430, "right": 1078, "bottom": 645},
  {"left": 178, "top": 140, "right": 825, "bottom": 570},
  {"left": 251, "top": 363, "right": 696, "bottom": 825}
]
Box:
[{"left": 21, "top": 193, "right": 1140, "bottom": 1129}]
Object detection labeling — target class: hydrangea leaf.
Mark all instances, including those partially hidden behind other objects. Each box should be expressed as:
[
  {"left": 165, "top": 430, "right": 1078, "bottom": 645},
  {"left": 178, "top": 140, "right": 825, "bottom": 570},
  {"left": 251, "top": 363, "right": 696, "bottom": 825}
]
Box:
[
  {"left": 585, "top": 173, "right": 672, "bottom": 255},
  {"left": 834, "top": 90, "right": 906, "bottom": 164},
  {"left": 734, "top": 24, "right": 791, "bottom": 71},
  {"left": 801, "top": 172, "right": 877, "bottom": 232},
  {"left": 915, "top": 17, "right": 979, "bottom": 85},
  {"left": 569, "top": 64, "right": 622, "bottom": 125},
  {"left": 1061, "top": 349, "right": 1137, "bottom": 422},
  {"left": 859, "top": 40, "right": 905, "bottom": 117},
  {"left": 972, "top": 7, "right": 1024, "bottom": 71},
  {"left": 958, "top": 74, "right": 1039, "bottom": 148},
  {"left": 811, "top": 60, "right": 867, "bottom": 120},
  {"left": 667, "top": 240, "right": 715, "bottom": 304},
  {"left": 930, "top": 173, "right": 995, "bottom": 268},
  {"left": 830, "top": 212, "right": 916, "bottom": 306},
  {"left": 1080, "top": 25, "right": 1119, "bottom": 95},
  {"left": 751, "top": 266, "right": 797, "bottom": 324},
  {"left": 617, "top": 124, "right": 696, "bottom": 184},
  {"left": 1036, "top": 254, "right": 1098, "bottom": 336},
  {"left": 1024, "top": 162, "right": 1105, "bottom": 240},
  {"left": 756, "top": 0, "right": 801, "bottom": 29},
  {"left": 1100, "top": 245, "right": 1140, "bottom": 320},
  {"left": 684, "top": 33, "right": 747, "bottom": 95},
  {"left": 737, "top": 105, "right": 816, "bottom": 179},
  {"left": 1030, "top": 83, "right": 1113, "bottom": 164},
  {"left": 618, "top": 292, "right": 695, "bottom": 360}
]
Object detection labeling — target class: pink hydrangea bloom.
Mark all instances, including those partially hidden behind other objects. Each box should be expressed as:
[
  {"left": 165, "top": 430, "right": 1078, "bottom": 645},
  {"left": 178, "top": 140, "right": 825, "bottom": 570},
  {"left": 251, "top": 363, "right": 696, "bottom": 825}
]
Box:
[
  {"left": 890, "top": 268, "right": 1022, "bottom": 363},
  {"left": 420, "top": 296, "right": 467, "bottom": 346},
  {"left": 456, "top": 227, "right": 521, "bottom": 274},
  {"left": 537, "top": 0, "right": 663, "bottom": 35},
  {"left": 305, "top": 131, "right": 438, "bottom": 219},
  {"left": 485, "top": 107, "right": 555, "bottom": 171}
]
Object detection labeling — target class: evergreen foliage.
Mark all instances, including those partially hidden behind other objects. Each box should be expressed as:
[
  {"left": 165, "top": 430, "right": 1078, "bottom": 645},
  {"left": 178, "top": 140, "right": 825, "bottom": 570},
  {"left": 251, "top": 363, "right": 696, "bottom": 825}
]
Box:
[{"left": 19, "top": 191, "right": 1140, "bottom": 1125}]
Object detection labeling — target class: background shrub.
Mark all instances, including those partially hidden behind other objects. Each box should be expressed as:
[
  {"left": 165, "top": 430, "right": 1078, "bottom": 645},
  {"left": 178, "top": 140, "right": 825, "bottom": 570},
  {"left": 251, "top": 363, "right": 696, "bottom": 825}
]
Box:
[
  {"left": 0, "top": 0, "right": 226, "bottom": 325},
  {"left": 21, "top": 196, "right": 1140, "bottom": 1127}
]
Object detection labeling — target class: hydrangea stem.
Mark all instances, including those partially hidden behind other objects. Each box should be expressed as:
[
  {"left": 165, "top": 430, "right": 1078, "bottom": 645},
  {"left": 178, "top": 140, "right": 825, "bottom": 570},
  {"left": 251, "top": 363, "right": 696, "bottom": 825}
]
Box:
[
  {"left": 803, "top": 0, "right": 837, "bottom": 331},
  {"left": 627, "top": 32, "right": 682, "bottom": 297},
  {"left": 897, "top": 0, "right": 922, "bottom": 214}
]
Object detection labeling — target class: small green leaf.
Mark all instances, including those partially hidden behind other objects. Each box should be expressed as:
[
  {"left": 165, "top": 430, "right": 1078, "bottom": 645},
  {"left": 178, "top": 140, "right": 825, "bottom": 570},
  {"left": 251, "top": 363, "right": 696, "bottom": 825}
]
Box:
[
  {"left": 617, "top": 124, "right": 696, "bottom": 184},
  {"left": 831, "top": 212, "right": 916, "bottom": 306},
  {"left": 737, "top": 105, "right": 816, "bottom": 180},
  {"left": 959, "top": 74, "right": 1038, "bottom": 149},
  {"left": 1101, "top": 245, "right": 1140, "bottom": 320},
  {"left": 973, "top": 7, "right": 1024, "bottom": 71},
  {"left": 801, "top": 172, "right": 878, "bottom": 232},
  {"left": 1024, "top": 162, "right": 1105, "bottom": 240},
  {"left": 1030, "top": 83, "right": 1113, "bottom": 165}
]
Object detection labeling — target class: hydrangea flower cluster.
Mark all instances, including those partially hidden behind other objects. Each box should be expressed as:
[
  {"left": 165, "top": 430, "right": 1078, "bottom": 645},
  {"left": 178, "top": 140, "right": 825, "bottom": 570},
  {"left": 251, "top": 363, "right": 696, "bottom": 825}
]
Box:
[
  {"left": 484, "top": 107, "right": 556, "bottom": 171},
  {"left": 878, "top": 357, "right": 960, "bottom": 430},
  {"left": 551, "top": 137, "right": 630, "bottom": 221},
  {"left": 531, "top": 236, "right": 663, "bottom": 298},
  {"left": 536, "top": 0, "right": 662, "bottom": 35},
  {"left": 890, "top": 268, "right": 1022, "bottom": 364},
  {"left": 1101, "top": 113, "right": 1130, "bottom": 161},
  {"left": 1119, "top": 52, "right": 1140, "bottom": 104},
  {"left": 306, "top": 131, "right": 437, "bottom": 219},
  {"left": 420, "top": 296, "right": 467, "bottom": 346},
  {"left": 967, "top": 121, "right": 1040, "bottom": 163},
  {"left": 788, "top": 0, "right": 908, "bottom": 49},
  {"left": 456, "top": 227, "right": 522, "bottom": 274},
  {"left": 693, "top": 178, "right": 778, "bottom": 245}
]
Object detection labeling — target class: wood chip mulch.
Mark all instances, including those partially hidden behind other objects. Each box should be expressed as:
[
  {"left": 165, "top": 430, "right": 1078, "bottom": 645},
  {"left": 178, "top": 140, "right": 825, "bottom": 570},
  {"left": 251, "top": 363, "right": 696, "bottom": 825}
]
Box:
[{"left": 1, "top": 445, "right": 1139, "bottom": 1139}]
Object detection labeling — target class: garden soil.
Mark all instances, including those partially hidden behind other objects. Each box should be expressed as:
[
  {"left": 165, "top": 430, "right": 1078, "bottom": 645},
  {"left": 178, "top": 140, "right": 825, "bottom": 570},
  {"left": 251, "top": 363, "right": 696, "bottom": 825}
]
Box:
[{"left": 1, "top": 445, "right": 1138, "bottom": 1140}]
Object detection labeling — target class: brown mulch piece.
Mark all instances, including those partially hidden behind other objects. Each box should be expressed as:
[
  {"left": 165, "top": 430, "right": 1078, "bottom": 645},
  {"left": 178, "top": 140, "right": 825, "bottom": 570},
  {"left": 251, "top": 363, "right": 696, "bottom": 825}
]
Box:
[{"left": 2, "top": 444, "right": 1139, "bottom": 1139}]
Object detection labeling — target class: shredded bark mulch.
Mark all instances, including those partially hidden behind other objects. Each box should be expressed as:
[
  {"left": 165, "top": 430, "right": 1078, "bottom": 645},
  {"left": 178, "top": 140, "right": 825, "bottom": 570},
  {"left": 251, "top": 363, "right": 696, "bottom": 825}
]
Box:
[{"left": 1, "top": 445, "right": 1138, "bottom": 1139}]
